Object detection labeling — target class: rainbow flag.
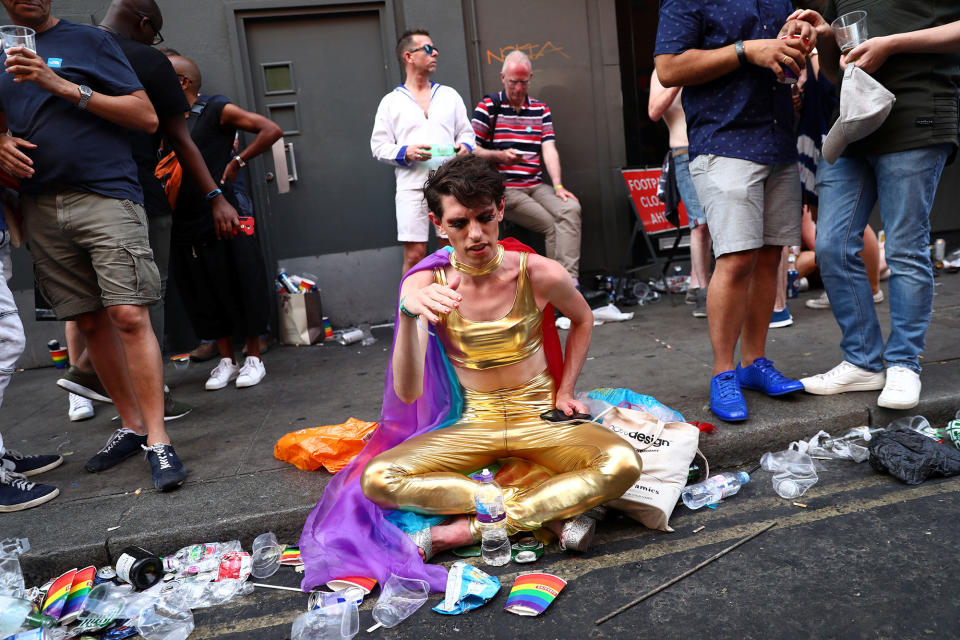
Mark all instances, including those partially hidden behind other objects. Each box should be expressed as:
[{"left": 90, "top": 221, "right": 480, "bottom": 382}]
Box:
[
  {"left": 504, "top": 572, "right": 567, "bottom": 616},
  {"left": 60, "top": 566, "right": 96, "bottom": 622},
  {"left": 41, "top": 568, "right": 77, "bottom": 619},
  {"left": 279, "top": 545, "right": 302, "bottom": 566}
]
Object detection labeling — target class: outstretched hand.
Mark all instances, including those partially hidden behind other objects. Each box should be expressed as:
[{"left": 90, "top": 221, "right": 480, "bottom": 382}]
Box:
[{"left": 401, "top": 273, "right": 462, "bottom": 324}]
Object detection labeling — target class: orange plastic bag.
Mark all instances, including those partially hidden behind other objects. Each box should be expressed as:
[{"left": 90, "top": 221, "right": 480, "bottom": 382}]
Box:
[{"left": 274, "top": 417, "right": 378, "bottom": 473}]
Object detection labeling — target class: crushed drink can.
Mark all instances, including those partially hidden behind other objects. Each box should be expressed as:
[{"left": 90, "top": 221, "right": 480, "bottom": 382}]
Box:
[
  {"left": 946, "top": 419, "right": 960, "bottom": 451},
  {"left": 94, "top": 566, "right": 118, "bottom": 585}
]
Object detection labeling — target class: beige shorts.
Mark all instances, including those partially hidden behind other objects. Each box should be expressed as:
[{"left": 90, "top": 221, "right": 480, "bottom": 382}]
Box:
[
  {"left": 688, "top": 155, "right": 801, "bottom": 256},
  {"left": 23, "top": 190, "right": 161, "bottom": 319},
  {"left": 395, "top": 188, "right": 446, "bottom": 242}
]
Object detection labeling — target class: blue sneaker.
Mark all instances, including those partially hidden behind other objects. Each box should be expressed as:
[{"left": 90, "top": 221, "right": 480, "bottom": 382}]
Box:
[
  {"left": 710, "top": 371, "right": 748, "bottom": 422},
  {"left": 737, "top": 357, "right": 804, "bottom": 396},
  {"left": 0, "top": 467, "right": 59, "bottom": 512},
  {"left": 143, "top": 443, "right": 187, "bottom": 492},
  {"left": 769, "top": 306, "right": 793, "bottom": 328}
]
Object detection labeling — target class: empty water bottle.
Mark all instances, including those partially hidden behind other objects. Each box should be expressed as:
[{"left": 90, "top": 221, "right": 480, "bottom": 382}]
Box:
[
  {"left": 474, "top": 469, "right": 511, "bottom": 566},
  {"left": 681, "top": 471, "right": 750, "bottom": 509}
]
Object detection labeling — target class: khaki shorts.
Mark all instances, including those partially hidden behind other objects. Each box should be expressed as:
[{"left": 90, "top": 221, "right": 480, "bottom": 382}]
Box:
[
  {"left": 689, "top": 155, "right": 801, "bottom": 257},
  {"left": 23, "top": 190, "right": 161, "bottom": 319}
]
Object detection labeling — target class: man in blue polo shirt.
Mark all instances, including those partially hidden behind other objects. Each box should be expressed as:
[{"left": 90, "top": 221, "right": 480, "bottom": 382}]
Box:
[
  {"left": 0, "top": 0, "right": 187, "bottom": 491},
  {"left": 654, "top": 1, "right": 813, "bottom": 422}
]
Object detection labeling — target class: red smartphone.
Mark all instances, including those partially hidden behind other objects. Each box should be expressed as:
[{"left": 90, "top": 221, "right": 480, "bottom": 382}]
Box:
[{"left": 236, "top": 216, "right": 254, "bottom": 236}]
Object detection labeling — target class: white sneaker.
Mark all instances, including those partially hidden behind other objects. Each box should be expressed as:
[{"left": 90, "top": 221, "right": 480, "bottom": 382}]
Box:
[
  {"left": 800, "top": 361, "right": 886, "bottom": 395},
  {"left": 68, "top": 393, "right": 95, "bottom": 421},
  {"left": 806, "top": 291, "right": 831, "bottom": 309},
  {"left": 235, "top": 356, "right": 266, "bottom": 388},
  {"left": 873, "top": 289, "right": 884, "bottom": 304},
  {"left": 877, "top": 366, "right": 921, "bottom": 410},
  {"left": 205, "top": 358, "right": 239, "bottom": 390}
]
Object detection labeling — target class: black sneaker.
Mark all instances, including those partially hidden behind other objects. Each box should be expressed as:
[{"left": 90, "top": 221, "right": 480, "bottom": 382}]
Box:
[
  {"left": 1, "top": 449, "right": 63, "bottom": 476},
  {"left": 57, "top": 366, "right": 112, "bottom": 403},
  {"left": 85, "top": 429, "right": 148, "bottom": 472},
  {"left": 143, "top": 443, "right": 187, "bottom": 491},
  {"left": 0, "top": 468, "right": 59, "bottom": 512}
]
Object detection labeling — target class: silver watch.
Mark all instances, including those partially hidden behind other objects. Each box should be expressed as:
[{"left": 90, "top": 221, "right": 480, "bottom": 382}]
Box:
[{"left": 77, "top": 85, "right": 93, "bottom": 110}]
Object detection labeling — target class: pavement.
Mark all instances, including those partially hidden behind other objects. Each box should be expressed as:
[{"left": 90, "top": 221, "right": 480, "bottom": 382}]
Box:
[{"left": 4, "top": 273, "right": 960, "bottom": 586}]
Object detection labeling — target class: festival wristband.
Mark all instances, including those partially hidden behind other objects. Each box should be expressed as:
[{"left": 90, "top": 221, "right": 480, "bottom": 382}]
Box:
[
  {"left": 399, "top": 296, "right": 419, "bottom": 319},
  {"left": 205, "top": 188, "right": 223, "bottom": 201},
  {"left": 553, "top": 184, "right": 564, "bottom": 191},
  {"left": 735, "top": 40, "right": 747, "bottom": 66}
]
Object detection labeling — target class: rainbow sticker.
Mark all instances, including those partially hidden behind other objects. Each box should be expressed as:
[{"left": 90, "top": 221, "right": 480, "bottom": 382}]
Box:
[
  {"left": 41, "top": 568, "right": 77, "bottom": 619},
  {"left": 279, "top": 545, "right": 302, "bottom": 566},
  {"left": 504, "top": 572, "right": 567, "bottom": 616},
  {"left": 60, "top": 565, "right": 96, "bottom": 622}
]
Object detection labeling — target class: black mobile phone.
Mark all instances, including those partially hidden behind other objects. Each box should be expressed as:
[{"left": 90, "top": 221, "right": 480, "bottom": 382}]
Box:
[{"left": 540, "top": 409, "right": 592, "bottom": 423}]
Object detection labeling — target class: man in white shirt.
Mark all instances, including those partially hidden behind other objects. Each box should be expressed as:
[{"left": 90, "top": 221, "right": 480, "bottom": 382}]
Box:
[{"left": 371, "top": 29, "right": 475, "bottom": 274}]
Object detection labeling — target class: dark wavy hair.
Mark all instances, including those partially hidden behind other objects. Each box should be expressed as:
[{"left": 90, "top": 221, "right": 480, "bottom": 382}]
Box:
[{"left": 423, "top": 155, "right": 505, "bottom": 219}]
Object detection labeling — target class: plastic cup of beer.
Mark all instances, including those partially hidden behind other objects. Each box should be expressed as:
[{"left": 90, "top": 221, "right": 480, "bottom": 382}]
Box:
[
  {"left": 832, "top": 11, "right": 868, "bottom": 53},
  {"left": 0, "top": 25, "right": 36, "bottom": 54}
]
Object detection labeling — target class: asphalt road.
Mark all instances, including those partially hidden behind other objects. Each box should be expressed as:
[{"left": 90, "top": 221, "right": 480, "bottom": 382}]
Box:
[{"left": 186, "top": 461, "right": 960, "bottom": 640}]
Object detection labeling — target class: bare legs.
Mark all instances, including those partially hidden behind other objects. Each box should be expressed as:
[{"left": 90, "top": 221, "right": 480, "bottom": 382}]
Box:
[
  {"left": 707, "top": 245, "right": 782, "bottom": 375},
  {"left": 74, "top": 305, "right": 168, "bottom": 445},
  {"left": 687, "top": 223, "right": 713, "bottom": 290}
]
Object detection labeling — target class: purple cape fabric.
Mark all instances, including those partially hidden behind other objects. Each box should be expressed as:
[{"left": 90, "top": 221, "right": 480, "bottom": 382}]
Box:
[{"left": 298, "top": 249, "right": 456, "bottom": 594}]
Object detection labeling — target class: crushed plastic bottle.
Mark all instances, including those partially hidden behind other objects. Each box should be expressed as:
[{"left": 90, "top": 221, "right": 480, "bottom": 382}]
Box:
[
  {"left": 162, "top": 541, "right": 241, "bottom": 576},
  {"left": 0, "top": 537, "right": 29, "bottom": 598},
  {"left": 291, "top": 599, "right": 359, "bottom": 640},
  {"left": 681, "top": 471, "right": 750, "bottom": 509},
  {"left": 134, "top": 601, "right": 194, "bottom": 640},
  {"left": 0, "top": 593, "right": 34, "bottom": 636}
]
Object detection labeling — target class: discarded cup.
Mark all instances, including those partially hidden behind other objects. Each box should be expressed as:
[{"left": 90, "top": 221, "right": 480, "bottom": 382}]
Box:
[
  {"left": 761, "top": 448, "right": 818, "bottom": 499},
  {"left": 169, "top": 354, "right": 191, "bottom": 371},
  {"left": 134, "top": 601, "right": 194, "bottom": 640},
  {"left": 292, "top": 600, "right": 358, "bottom": 640},
  {"left": 370, "top": 575, "right": 429, "bottom": 629},
  {"left": 250, "top": 532, "right": 283, "bottom": 579},
  {"left": 504, "top": 573, "right": 566, "bottom": 617}
]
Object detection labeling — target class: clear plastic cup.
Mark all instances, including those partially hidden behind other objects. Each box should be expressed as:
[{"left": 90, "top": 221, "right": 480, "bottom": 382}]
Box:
[
  {"left": 250, "top": 532, "right": 283, "bottom": 579},
  {"left": 832, "top": 11, "right": 868, "bottom": 53},
  {"left": 371, "top": 575, "right": 429, "bottom": 629},
  {"left": 0, "top": 25, "right": 36, "bottom": 53},
  {"left": 291, "top": 600, "right": 359, "bottom": 640}
]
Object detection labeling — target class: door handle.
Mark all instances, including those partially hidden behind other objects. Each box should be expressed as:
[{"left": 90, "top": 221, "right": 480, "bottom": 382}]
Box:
[
  {"left": 270, "top": 139, "right": 290, "bottom": 194},
  {"left": 285, "top": 142, "right": 298, "bottom": 183}
]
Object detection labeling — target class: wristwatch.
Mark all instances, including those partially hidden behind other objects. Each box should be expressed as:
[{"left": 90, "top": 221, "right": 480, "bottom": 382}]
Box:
[
  {"left": 233, "top": 154, "right": 246, "bottom": 167},
  {"left": 77, "top": 85, "right": 93, "bottom": 110}
]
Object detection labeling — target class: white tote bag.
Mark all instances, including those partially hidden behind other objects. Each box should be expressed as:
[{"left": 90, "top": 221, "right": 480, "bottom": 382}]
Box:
[{"left": 596, "top": 405, "right": 701, "bottom": 532}]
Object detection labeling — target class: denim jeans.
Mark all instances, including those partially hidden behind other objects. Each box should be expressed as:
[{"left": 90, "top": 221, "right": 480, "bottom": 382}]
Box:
[
  {"left": 0, "top": 230, "right": 27, "bottom": 454},
  {"left": 815, "top": 144, "right": 951, "bottom": 373},
  {"left": 672, "top": 149, "right": 706, "bottom": 227}
]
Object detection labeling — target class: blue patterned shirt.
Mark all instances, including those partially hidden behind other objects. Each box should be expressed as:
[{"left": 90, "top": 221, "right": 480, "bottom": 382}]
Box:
[{"left": 655, "top": 0, "right": 797, "bottom": 165}]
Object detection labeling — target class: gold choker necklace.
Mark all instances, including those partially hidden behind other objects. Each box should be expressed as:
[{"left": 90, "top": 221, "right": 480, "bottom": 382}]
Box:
[{"left": 450, "top": 245, "right": 504, "bottom": 276}]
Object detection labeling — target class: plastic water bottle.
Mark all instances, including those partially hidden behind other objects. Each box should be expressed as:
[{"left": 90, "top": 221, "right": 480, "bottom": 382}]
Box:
[
  {"left": 681, "top": 472, "right": 750, "bottom": 509},
  {"left": 474, "top": 469, "right": 510, "bottom": 566}
]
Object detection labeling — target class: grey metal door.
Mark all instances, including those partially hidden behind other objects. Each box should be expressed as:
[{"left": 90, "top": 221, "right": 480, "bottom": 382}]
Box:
[{"left": 242, "top": 8, "right": 397, "bottom": 261}]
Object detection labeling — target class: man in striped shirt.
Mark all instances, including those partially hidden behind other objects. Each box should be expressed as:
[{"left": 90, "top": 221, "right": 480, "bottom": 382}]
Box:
[{"left": 472, "top": 50, "right": 582, "bottom": 283}]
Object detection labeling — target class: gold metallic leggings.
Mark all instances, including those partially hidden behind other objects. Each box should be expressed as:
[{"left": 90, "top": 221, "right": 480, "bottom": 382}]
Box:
[{"left": 362, "top": 370, "right": 642, "bottom": 535}]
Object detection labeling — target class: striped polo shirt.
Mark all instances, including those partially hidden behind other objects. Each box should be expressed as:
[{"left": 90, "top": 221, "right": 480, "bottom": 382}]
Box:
[{"left": 472, "top": 91, "right": 555, "bottom": 188}]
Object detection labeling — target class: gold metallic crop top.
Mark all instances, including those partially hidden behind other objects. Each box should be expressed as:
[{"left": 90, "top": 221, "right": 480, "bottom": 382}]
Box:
[{"left": 434, "top": 252, "right": 543, "bottom": 370}]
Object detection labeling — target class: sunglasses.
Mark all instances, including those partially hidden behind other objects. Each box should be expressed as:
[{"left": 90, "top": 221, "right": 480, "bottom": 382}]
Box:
[
  {"left": 408, "top": 44, "right": 438, "bottom": 56},
  {"left": 135, "top": 11, "right": 164, "bottom": 45}
]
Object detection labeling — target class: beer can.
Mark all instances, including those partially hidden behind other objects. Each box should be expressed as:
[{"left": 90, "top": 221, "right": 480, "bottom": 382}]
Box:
[
  {"left": 945, "top": 419, "right": 960, "bottom": 451},
  {"left": 934, "top": 238, "right": 946, "bottom": 262},
  {"left": 787, "top": 269, "right": 799, "bottom": 299},
  {"left": 94, "top": 566, "right": 118, "bottom": 585}
]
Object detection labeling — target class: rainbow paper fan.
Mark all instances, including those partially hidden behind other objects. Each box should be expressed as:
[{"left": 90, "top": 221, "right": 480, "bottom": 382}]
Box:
[{"left": 40, "top": 568, "right": 78, "bottom": 619}]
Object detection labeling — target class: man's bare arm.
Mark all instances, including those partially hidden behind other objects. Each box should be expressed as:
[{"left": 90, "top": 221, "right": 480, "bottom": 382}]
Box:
[
  {"left": 162, "top": 113, "right": 239, "bottom": 238},
  {"left": 648, "top": 69, "right": 680, "bottom": 122},
  {"left": 218, "top": 103, "right": 283, "bottom": 184},
  {"left": 657, "top": 37, "right": 808, "bottom": 87}
]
